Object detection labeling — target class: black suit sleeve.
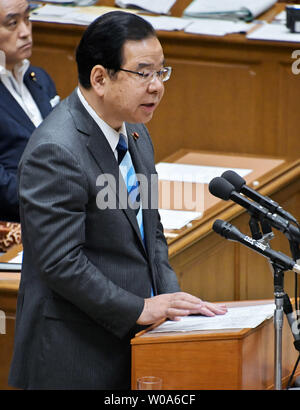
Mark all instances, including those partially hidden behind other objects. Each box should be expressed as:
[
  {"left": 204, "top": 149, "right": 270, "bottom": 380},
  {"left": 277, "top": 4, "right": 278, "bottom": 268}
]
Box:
[{"left": 0, "top": 165, "right": 19, "bottom": 221}]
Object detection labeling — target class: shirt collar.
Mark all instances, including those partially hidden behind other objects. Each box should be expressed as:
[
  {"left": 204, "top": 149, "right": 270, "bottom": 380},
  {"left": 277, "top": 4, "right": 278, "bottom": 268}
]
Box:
[
  {"left": 77, "top": 86, "right": 127, "bottom": 153},
  {"left": 0, "top": 59, "right": 30, "bottom": 82}
]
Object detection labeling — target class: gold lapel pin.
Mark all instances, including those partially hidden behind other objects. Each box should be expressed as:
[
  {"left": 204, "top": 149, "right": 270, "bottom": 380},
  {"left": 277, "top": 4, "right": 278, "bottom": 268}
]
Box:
[
  {"left": 30, "top": 72, "right": 37, "bottom": 81},
  {"left": 132, "top": 132, "right": 139, "bottom": 141}
]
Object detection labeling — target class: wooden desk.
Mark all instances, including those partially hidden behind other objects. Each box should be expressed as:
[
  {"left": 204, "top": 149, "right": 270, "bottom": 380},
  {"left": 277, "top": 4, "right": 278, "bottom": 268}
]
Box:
[
  {"left": 31, "top": 2, "right": 300, "bottom": 162},
  {"left": 131, "top": 300, "right": 300, "bottom": 390},
  {"left": 164, "top": 150, "right": 300, "bottom": 302}
]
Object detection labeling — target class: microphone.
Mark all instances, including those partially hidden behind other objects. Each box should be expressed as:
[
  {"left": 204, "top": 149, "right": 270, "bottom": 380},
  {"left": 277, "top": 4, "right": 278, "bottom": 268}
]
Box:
[
  {"left": 212, "top": 219, "right": 300, "bottom": 275},
  {"left": 221, "top": 170, "right": 298, "bottom": 224},
  {"left": 209, "top": 177, "right": 300, "bottom": 243},
  {"left": 283, "top": 293, "right": 300, "bottom": 342}
]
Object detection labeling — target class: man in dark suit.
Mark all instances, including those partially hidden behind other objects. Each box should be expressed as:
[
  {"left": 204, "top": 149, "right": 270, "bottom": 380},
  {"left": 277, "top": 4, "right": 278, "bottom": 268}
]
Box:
[
  {"left": 0, "top": 0, "right": 58, "bottom": 222},
  {"left": 9, "top": 11, "right": 227, "bottom": 390}
]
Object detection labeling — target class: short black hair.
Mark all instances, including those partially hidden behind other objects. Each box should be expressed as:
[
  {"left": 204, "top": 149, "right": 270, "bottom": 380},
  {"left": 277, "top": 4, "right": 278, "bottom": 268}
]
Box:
[{"left": 76, "top": 11, "right": 156, "bottom": 89}]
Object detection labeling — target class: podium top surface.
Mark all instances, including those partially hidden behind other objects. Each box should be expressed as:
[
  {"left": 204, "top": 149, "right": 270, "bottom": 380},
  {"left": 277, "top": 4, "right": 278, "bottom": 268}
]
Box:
[{"left": 132, "top": 299, "right": 275, "bottom": 345}]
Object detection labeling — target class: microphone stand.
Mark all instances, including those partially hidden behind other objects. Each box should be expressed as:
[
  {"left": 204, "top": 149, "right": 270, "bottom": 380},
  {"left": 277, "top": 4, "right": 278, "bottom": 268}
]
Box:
[
  {"left": 287, "top": 235, "right": 300, "bottom": 320},
  {"left": 265, "top": 222, "right": 300, "bottom": 390},
  {"left": 271, "top": 262, "right": 285, "bottom": 390},
  {"left": 249, "top": 217, "right": 284, "bottom": 390},
  {"left": 286, "top": 232, "right": 300, "bottom": 388}
]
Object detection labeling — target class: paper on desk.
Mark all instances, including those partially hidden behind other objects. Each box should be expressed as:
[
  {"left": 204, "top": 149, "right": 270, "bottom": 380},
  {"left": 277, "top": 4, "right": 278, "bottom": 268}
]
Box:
[
  {"left": 156, "top": 162, "right": 252, "bottom": 183},
  {"left": 31, "top": 4, "right": 73, "bottom": 16},
  {"left": 34, "top": 0, "right": 74, "bottom": 4},
  {"left": 35, "top": 0, "right": 97, "bottom": 4},
  {"left": 30, "top": 4, "right": 134, "bottom": 25},
  {"left": 115, "top": 0, "right": 176, "bottom": 15},
  {"left": 30, "top": 4, "right": 82, "bottom": 24},
  {"left": 183, "top": 0, "right": 276, "bottom": 22},
  {"left": 184, "top": 18, "right": 254, "bottom": 36},
  {"left": 273, "top": 10, "right": 286, "bottom": 23},
  {"left": 9, "top": 251, "right": 23, "bottom": 264},
  {"left": 159, "top": 209, "right": 202, "bottom": 230},
  {"left": 142, "top": 15, "right": 192, "bottom": 31},
  {"left": 247, "top": 22, "right": 300, "bottom": 42},
  {"left": 149, "top": 303, "right": 275, "bottom": 333}
]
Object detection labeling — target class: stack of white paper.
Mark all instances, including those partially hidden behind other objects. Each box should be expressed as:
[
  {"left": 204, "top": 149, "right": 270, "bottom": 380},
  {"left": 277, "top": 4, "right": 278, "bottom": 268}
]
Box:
[
  {"left": 34, "top": 0, "right": 74, "bottom": 3},
  {"left": 156, "top": 162, "right": 251, "bottom": 183},
  {"left": 142, "top": 15, "right": 192, "bottom": 31},
  {"left": 149, "top": 303, "right": 275, "bottom": 333},
  {"left": 159, "top": 209, "right": 202, "bottom": 230},
  {"left": 30, "top": 4, "right": 120, "bottom": 25},
  {"left": 9, "top": 251, "right": 23, "bottom": 264},
  {"left": 183, "top": 0, "right": 277, "bottom": 22},
  {"left": 247, "top": 22, "right": 300, "bottom": 42},
  {"left": 115, "top": 0, "right": 176, "bottom": 15},
  {"left": 184, "top": 18, "right": 254, "bottom": 36}
]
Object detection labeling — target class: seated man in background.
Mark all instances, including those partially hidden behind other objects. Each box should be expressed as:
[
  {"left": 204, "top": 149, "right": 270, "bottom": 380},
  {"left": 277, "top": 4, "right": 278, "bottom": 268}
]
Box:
[{"left": 0, "top": 0, "right": 59, "bottom": 222}]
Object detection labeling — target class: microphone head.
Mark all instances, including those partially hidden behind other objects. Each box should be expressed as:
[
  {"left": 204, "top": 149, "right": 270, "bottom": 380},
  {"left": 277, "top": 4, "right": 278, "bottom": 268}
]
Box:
[
  {"left": 208, "top": 177, "right": 235, "bottom": 200},
  {"left": 212, "top": 219, "right": 226, "bottom": 235},
  {"left": 212, "top": 219, "right": 243, "bottom": 241},
  {"left": 221, "top": 170, "right": 246, "bottom": 192}
]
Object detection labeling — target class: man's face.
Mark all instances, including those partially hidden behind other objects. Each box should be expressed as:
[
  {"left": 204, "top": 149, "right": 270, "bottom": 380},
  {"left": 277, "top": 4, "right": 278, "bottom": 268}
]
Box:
[
  {"left": 0, "top": 0, "right": 32, "bottom": 70},
  {"left": 101, "top": 36, "right": 166, "bottom": 130}
]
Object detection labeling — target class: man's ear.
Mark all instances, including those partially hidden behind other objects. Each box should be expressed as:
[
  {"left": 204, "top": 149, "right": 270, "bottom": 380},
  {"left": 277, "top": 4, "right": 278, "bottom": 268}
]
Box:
[{"left": 90, "top": 65, "right": 107, "bottom": 96}]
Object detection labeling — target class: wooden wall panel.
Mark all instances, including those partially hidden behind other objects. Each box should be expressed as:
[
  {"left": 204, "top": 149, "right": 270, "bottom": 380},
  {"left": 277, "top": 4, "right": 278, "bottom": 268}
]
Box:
[
  {"left": 31, "top": 24, "right": 81, "bottom": 98},
  {"left": 174, "top": 235, "right": 237, "bottom": 302},
  {"left": 31, "top": 14, "right": 300, "bottom": 162},
  {"left": 278, "top": 61, "right": 300, "bottom": 157},
  {"left": 149, "top": 57, "right": 262, "bottom": 162}
]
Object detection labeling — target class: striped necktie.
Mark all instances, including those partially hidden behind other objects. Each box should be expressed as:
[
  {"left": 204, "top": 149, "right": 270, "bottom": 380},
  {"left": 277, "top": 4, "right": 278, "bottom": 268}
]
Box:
[{"left": 116, "top": 133, "right": 145, "bottom": 245}]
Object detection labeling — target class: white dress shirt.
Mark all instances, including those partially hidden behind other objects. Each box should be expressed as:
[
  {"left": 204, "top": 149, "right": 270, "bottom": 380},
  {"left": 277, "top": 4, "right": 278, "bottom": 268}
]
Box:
[
  {"left": 0, "top": 59, "right": 43, "bottom": 127},
  {"left": 77, "top": 86, "right": 127, "bottom": 161}
]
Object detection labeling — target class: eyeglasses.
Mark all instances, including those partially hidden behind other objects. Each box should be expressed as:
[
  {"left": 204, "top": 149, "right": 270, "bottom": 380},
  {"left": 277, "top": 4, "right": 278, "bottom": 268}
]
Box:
[{"left": 119, "top": 66, "right": 172, "bottom": 83}]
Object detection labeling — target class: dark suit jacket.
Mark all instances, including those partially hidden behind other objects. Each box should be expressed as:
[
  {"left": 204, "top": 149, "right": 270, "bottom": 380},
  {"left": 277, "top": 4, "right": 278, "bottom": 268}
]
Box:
[
  {"left": 0, "top": 65, "right": 57, "bottom": 222},
  {"left": 8, "top": 90, "right": 180, "bottom": 390}
]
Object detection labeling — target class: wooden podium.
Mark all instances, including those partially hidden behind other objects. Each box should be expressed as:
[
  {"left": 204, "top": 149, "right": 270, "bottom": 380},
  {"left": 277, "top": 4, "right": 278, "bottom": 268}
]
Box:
[{"left": 131, "top": 300, "right": 300, "bottom": 390}]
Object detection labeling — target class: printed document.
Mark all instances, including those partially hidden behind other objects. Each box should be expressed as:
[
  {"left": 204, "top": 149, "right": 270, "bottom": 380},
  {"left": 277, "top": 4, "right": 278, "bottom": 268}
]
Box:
[
  {"left": 149, "top": 303, "right": 275, "bottom": 333},
  {"left": 183, "top": 0, "right": 276, "bottom": 21},
  {"left": 247, "top": 22, "right": 300, "bottom": 42},
  {"left": 115, "top": 0, "right": 176, "bottom": 15},
  {"left": 159, "top": 209, "right": 202, "bottom": 230},
  {"left": 156, "top": 162, "right": 252, "bottom": 183}
]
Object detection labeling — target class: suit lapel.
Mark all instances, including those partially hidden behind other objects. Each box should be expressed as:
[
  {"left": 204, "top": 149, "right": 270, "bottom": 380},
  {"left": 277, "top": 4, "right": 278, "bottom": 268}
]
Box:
[
  {"left": 0, "top": 81, "right": 35, "bottom": 133},
  {"left": 24, "top": 68, "right": 52, "bottom": 118},
  {"left": 67, "top": 91, "right": 147, "bottom": 254},
  {"left": 0, "top": 65, "right": 52, "bottom": 133}
]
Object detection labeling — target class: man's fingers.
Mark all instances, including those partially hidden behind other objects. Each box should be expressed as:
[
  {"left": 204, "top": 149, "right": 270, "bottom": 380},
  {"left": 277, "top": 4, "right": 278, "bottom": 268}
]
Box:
[
  {"left": 166, "top": 307, "right": 191, "bottom": 320},
  {"left": 137, "top": 292, "right": 228, "bottom": 325}
]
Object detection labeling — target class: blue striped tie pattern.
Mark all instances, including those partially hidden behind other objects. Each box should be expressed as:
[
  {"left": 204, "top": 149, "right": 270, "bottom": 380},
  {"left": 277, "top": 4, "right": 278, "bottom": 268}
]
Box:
[{"left": 116, "top": 134, "right": 145, "bottom": 244}]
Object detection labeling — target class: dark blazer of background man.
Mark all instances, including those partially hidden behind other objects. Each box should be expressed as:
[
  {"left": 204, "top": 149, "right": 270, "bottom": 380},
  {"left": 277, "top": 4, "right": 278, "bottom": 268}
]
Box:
[
  {"left": 0, "top": 0, "right": 58, "bottom": 222},
  {"left": 9, "top": 11, "right": 226, "bottom": 390}
]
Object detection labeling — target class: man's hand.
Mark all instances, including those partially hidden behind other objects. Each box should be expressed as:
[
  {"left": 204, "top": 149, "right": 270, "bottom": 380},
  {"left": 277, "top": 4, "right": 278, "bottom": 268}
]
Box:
[{"left": 137, "top": 292, "right": 227, "bottom": 325}]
